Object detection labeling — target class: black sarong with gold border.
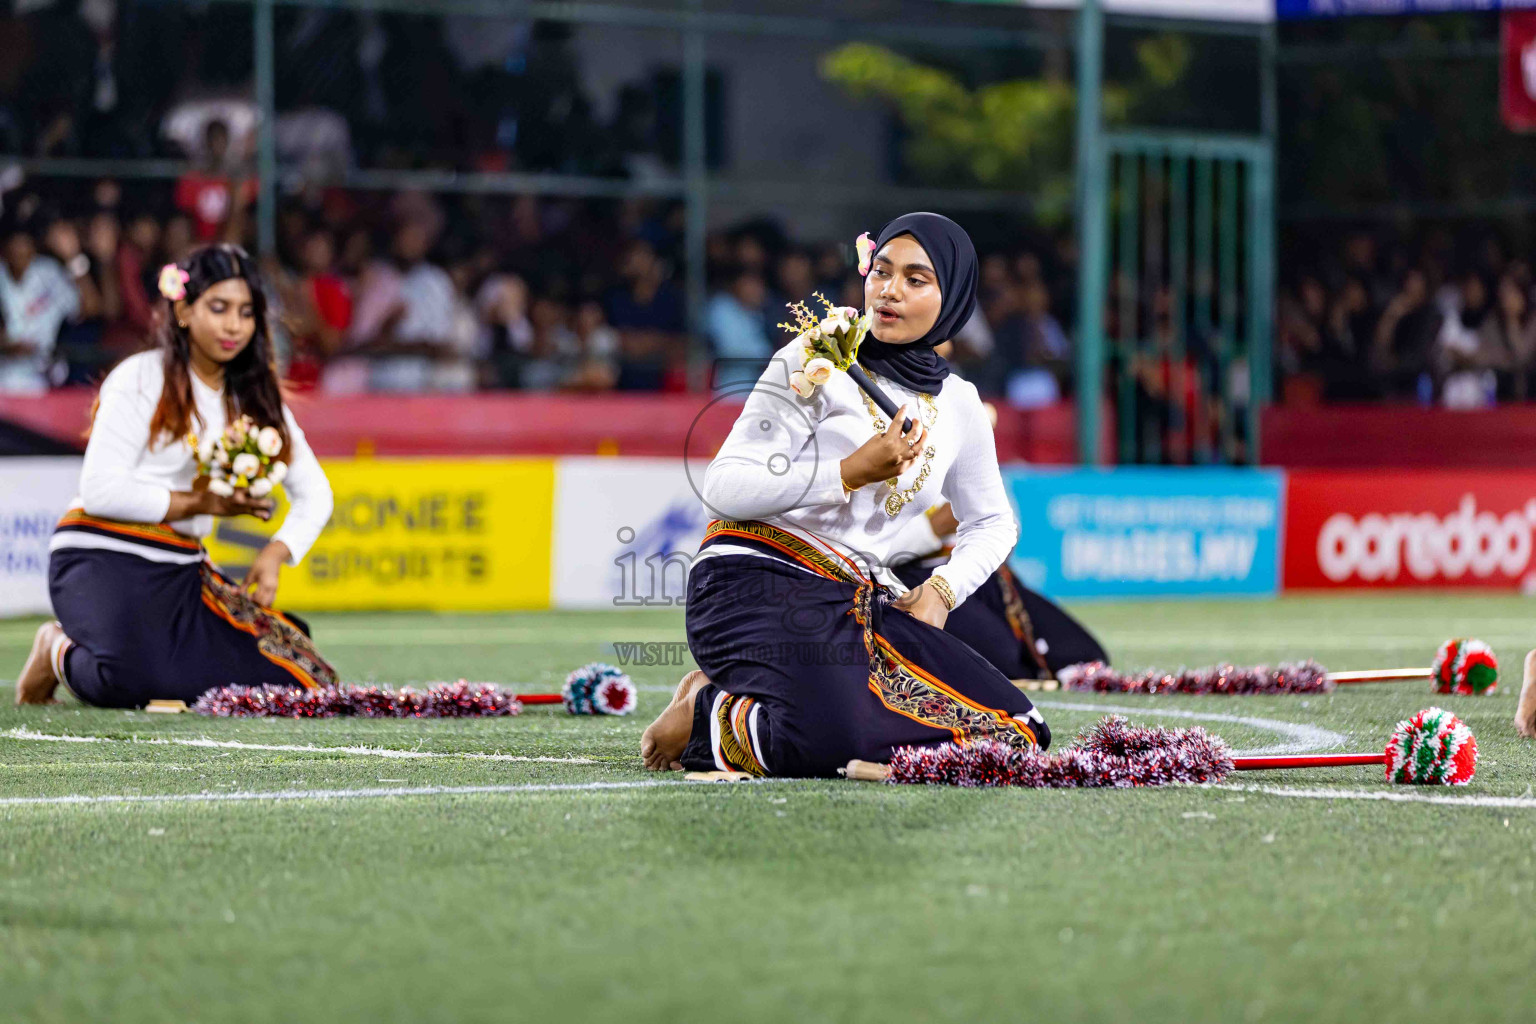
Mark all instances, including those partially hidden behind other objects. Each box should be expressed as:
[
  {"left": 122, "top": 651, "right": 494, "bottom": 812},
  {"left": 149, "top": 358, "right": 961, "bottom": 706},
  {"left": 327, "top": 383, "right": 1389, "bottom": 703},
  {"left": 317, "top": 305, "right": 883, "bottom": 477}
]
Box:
[
  {"left": 681, "top": 519, "right": 1051, "bottom": 778},
  {"left": 48, "top": 511, "right": 336, "bottom": 708}
]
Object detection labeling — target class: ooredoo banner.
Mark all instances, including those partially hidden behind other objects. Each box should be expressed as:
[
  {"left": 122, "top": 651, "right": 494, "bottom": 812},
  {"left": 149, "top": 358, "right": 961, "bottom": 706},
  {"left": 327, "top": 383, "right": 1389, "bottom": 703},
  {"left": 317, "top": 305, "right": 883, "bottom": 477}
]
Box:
[{"left": 1284, "top": 470, "right": 1536, "bottom": 589}]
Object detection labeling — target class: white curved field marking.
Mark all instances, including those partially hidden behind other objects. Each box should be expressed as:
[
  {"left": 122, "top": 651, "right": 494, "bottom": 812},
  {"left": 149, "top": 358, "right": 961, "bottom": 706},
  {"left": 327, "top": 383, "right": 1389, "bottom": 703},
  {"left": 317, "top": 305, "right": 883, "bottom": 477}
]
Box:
[
  {"left": 1215, "top": 784, "right": 1536, "bottom": 809},
  {"left": 1031, "top": 699, "right": 1348, "bottom": 756},
  {"left": 1, "top": 728, "right": 598, "bottom": 764}
]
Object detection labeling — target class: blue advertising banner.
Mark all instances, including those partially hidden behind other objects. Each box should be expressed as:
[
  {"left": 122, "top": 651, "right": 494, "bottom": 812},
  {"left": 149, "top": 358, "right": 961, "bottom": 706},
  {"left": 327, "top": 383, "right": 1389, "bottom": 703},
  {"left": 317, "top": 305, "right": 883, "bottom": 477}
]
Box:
[
  {"left": 1278, "top": 0, "right": 1535, "bottom": 18},
  {"left": 1004, "top": 468, "right": 1285, "bottom": 599}
]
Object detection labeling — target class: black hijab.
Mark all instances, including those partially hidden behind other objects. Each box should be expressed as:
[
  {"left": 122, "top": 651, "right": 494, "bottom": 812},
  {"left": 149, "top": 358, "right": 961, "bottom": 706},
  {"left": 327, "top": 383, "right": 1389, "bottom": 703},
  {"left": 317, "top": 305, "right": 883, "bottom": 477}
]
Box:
[{"left": 855, "top": 212, "right": 979, "bottom": 395}]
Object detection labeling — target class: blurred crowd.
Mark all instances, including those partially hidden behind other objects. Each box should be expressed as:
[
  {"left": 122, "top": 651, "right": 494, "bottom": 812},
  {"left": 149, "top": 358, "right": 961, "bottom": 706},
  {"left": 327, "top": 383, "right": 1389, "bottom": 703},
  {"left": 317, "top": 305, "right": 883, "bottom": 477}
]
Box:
[
  {"left": 0, "top": 172, "right": 1080, "bottom": 399},
  {"left": 1278, "top": 230, "right": 1536, "bottom": 409},
  {"left": 0, "top": 3, "right": 675, "bottom": 177},
  {"left": 0, "top": 0, "right": 1085, "bottom": 400}
]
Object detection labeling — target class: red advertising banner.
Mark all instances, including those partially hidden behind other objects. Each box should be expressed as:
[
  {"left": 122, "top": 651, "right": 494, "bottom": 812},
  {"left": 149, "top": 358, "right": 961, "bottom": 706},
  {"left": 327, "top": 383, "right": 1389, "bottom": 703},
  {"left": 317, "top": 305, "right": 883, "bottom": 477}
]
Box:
[
  {"left": 1503, "top": 12, "right": 1536, "bottom": 132},
  {"left": 1285, "top": 471, "right": 1536, "bottom": 589}
]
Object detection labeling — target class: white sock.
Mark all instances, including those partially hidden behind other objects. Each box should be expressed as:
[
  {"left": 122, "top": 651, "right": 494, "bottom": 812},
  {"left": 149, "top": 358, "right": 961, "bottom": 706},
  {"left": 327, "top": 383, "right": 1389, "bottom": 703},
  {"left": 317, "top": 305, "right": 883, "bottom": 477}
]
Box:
[{"left": 48, "top": 632, "right": 71, "bottom": 686}]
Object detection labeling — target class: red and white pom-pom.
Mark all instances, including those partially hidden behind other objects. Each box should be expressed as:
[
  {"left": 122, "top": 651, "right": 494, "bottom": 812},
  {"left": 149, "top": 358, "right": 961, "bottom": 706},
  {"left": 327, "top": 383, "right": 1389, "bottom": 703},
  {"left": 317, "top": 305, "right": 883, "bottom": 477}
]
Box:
[
  {"left": 593, "top": 674, "right": 637, "bottom": 715},
  {"left": 560, "top": 662, "right": 637, "bottom": 716},
  {"left": 1451, "top": 639, "right": 1499, "bottom": 695},
  {"left": 1383, "top": 707, "right": 1478, "bottom": 786},
  {"left": 1430, "top": 638, "right": 1463, "bottom": 694}
]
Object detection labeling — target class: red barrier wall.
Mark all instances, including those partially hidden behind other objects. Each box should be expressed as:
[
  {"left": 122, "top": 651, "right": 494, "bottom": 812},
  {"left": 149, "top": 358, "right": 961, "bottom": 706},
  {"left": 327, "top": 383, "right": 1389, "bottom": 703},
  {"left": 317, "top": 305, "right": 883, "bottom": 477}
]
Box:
[
  {"left": 1285, "top": 470, "right": 1536, "bottom": 590},
  {"left": 0, "top": 389, "right": 1090, "bottom": 462},
  {"left": 1263, "top": 405, "right": 1536, "bottom": 468}
]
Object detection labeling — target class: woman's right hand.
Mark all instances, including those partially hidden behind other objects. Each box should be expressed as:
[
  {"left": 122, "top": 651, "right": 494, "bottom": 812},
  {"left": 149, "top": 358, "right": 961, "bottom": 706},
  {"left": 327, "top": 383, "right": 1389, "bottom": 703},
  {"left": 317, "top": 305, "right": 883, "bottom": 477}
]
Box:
[
  {"left": 202, "top": 487, "right": 275, "bottom": 521},
  {"left": 840, "top": 404, "right": 927, "bottom": 490},
  {"left": 165, "top": 481, "right": 275, "bottom": 522}
]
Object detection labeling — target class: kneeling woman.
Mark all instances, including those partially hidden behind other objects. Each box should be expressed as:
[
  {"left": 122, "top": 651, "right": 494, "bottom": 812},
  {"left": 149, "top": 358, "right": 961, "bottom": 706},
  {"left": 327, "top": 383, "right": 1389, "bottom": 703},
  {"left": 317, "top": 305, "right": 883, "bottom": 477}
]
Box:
[
  {"left": 14, "top": 244, "right": 336, "bottom": 707},
  {"left": 642, "top": 213, "right": 1050, "bottom": 776}
]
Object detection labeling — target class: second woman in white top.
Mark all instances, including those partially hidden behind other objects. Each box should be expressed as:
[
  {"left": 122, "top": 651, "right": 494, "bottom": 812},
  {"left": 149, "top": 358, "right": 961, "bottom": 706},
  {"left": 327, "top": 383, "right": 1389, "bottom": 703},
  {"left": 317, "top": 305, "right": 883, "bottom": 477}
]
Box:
[
  {"left": 14, "top": 243, "right": 337, "bottom": 707},
  {"left": 641, "top": 212, "right": 1051, "bottom": 776}
]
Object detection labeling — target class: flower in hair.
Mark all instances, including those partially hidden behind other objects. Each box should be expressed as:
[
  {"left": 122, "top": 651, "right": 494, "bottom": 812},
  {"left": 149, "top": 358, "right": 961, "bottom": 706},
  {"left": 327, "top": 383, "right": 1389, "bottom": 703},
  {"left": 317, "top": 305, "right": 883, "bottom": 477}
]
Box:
[
  {"left": 855, "top": 232, "right": 875, "bottom": 276},
  {"left": 158, "top": 264, "right": 190, "bottom": 302}
]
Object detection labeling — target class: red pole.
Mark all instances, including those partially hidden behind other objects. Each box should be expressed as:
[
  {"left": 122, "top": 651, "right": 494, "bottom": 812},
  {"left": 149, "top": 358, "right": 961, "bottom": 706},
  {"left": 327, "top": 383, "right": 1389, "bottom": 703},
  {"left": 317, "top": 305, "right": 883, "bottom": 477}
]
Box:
[
  {"left": 1232, "top": 753, "right": 1385, "bottom": 770},
  {"left": 516, "top": 694, "right": 564, "bottom": 705}
]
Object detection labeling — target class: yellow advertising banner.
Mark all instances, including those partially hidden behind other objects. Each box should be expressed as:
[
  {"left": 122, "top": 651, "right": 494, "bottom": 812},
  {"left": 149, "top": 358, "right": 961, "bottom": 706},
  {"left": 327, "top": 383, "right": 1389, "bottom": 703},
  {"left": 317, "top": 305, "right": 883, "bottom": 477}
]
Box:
[{"left": 205, "top": 458, "right": 555, "bottom": 611}]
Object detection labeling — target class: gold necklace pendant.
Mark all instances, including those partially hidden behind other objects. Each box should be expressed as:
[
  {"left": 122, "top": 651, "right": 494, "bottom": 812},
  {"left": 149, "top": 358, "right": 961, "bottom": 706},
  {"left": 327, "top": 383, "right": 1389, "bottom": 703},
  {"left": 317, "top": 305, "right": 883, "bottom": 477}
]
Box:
[{"left": 860, "top": 387, "right": 938, "bottom": 517}]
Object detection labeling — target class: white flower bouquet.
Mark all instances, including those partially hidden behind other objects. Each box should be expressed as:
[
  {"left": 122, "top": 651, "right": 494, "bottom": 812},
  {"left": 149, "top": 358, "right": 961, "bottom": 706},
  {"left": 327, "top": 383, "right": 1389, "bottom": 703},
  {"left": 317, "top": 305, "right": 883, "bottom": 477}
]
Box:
[
  {"left": 778, "top": 292, "right": 873, "bottom": 398},
  {"left": 777, "top": 291, "right": 912, "bottom": 431},
  {"left": 190, "top": 415, "right": 288, "bottom": 498}
]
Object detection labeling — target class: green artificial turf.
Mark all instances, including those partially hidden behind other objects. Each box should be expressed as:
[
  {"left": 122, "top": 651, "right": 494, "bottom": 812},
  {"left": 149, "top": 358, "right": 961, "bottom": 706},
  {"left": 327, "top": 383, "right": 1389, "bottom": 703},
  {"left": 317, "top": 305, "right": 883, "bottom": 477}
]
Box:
[{"left": 2, "top": 594, "right": 1535, "bottom": 1023}]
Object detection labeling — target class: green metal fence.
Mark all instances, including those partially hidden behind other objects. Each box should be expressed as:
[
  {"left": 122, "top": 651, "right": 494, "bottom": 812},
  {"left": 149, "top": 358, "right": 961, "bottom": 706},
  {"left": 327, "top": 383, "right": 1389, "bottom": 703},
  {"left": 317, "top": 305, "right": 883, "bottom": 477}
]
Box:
[
  {"left": 1074, "top": 1, "right": 1274, "bottom": 466},
  {"left": 1102, "top": 131, "right": 1273, "bottom": 465}
]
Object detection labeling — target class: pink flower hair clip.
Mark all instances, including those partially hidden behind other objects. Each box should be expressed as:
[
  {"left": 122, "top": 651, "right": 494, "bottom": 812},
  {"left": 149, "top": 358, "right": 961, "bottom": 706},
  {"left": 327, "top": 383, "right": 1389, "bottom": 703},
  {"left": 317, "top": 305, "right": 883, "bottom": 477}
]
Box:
[
  {"left": 855, "top": 231, "right": 875, "bottom": 276},
  {"left": 158, "top": 263, "right": 190, "bottom": 302}
]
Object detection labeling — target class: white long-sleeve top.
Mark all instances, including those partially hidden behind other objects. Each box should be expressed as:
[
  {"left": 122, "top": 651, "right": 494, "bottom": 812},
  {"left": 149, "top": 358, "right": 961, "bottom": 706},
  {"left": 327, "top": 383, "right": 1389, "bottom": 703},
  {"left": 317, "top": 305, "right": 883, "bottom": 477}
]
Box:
[
  {"left": 70, "top": 351, "right": 333, "bottom": 564},
  {"left": 695, "top": 341, "right": 1018, "bottom": 607}
]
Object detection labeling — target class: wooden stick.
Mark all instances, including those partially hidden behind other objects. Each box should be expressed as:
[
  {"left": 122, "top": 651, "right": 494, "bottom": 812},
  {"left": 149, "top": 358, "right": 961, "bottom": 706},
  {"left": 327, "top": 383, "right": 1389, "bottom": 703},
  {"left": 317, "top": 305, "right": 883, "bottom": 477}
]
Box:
[
  {"left": 1233, "top": 753, "right": 1384, "bottom": 770},
  {"left": 1325, "top": 668, "right": 1430, "bottom": 685},
  {"left": 841, "top": 759, "right": 892, "bottom": 782},
  {"left": 1013, "top": 678, "right": 1060, "bottom": 692}
]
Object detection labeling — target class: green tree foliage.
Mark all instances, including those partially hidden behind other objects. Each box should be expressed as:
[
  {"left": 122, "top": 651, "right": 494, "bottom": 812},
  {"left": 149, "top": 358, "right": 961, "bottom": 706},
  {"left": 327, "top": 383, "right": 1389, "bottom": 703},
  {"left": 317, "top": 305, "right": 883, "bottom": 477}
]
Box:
[{"left": 820, "top": 37, "right": 1192, "bottom": 220}]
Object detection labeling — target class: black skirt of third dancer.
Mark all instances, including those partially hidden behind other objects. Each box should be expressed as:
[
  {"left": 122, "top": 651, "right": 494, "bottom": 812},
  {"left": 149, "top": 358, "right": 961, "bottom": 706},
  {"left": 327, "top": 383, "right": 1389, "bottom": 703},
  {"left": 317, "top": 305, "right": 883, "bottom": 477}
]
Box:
[
  {"left": 680, "top": 521, "right": 1051, "bottom": 778},
  {"left": 48, "top": 513, "right": 337, "bottom": 708},
  {"left": 893, "top": 559, "right": 1109, "bottom": 679}
]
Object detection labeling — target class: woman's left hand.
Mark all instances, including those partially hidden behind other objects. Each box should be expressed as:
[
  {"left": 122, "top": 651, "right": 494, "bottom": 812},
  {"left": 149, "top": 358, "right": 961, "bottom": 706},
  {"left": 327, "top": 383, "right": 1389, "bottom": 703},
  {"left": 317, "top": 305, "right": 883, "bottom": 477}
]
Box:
[
  {"left": 243, "top": 540, "right": 291, "bottom": 607},
  {"left": 891, "top": 582, "right": 948, "bottom": 630}
]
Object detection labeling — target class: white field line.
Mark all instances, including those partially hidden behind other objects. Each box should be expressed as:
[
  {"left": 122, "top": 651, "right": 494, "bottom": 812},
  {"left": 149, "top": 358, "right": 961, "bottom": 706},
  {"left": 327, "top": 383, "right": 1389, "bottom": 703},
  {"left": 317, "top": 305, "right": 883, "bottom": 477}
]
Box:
[
  {"left": 0, "top": 779, "right": 704, "bottom": 807},
  {"left": 1031, "top": 699, "right": 1349, "bottom": 756},
  {"left": 1, "top": 728, "right": 599, "bottom": 764},
  {"left": 1214, "top": 783, "right": 1536, "bottom": 809},
  {"left": 7, "top": 776, "right": 1536, "bottom": 812}
]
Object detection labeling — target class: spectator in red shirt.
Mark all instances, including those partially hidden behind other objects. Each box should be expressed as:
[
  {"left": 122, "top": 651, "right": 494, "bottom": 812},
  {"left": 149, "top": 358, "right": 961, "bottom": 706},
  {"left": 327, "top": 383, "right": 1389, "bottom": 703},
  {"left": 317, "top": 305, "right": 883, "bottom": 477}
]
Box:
[
  {"left": 173, "top": 120, "right": 256, "bottom": 243},
  {"left": 108, "top": 210, "right": 160, "bottom": 351},
  {"left": 286, "top": 228, "right": 353, "bottom": 390}
]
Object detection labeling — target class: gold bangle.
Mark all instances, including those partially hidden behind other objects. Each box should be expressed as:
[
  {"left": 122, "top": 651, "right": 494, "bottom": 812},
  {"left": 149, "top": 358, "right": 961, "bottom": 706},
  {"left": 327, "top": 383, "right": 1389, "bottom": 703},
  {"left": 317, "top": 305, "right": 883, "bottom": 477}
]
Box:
[{"left": 927, "top": 575, "right": 956, "bottom": 611}]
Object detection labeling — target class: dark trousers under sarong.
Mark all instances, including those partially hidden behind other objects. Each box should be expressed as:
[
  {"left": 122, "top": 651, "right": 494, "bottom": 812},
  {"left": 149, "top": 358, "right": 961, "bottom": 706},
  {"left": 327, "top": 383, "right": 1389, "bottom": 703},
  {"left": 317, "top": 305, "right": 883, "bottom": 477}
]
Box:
[
  {"left": 893, "top": 560, "right": 1108, "bottom": 680},
  {"left": 49, "top": 527, "right": 336, "bottom": 708},
  {"left": 681, "top": 522, "right": 1052, "bottom": 778}
]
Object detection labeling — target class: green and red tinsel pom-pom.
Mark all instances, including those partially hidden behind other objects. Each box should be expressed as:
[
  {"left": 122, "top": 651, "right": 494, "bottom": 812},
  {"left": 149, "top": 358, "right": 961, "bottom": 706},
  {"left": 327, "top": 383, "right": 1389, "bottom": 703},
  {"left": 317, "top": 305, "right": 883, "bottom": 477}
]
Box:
[
  {"left": 193, "top": 681, "right": 523, "bottom": 718},
  {"left": 1384, "top": 707, "right": 1478, "bottom": 786},
  {"left": 1057, "top": 660, "right": 1330, "bottom": 695},
  {"left": 1431, "top": 638, "right": 1499, "bottom": 695},
  {"left": 886, "top": 716, "right": 1234, "bottom": 788}
]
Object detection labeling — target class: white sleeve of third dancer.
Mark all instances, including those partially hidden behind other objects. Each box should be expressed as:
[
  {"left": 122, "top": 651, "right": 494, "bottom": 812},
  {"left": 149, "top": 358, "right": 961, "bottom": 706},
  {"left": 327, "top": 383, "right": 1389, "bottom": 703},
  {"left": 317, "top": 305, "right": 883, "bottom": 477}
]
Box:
[
  {"left": 270, "top": 405, "right": 334, "bottom": 565},
  {"left": 929, "top": 382, "right": 1018, "bottom": 607},
  {"left": 886, "top": 506, "right": 946, "bottom": 565},
  {"left": 701, "top": 349, "right": 851, "bottom": 521}
]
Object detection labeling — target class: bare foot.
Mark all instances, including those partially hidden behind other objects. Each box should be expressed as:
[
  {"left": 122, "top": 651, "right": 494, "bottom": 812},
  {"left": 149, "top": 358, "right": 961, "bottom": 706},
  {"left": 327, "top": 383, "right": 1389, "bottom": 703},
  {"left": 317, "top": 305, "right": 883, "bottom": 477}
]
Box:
[
  {"left": 1516, "top": 649, "right": 1536, "bottom": 739},
  {"left": 15, "top": 622, "right": 65, "bottom": 705},
  {"left": 640, "top": 670, "right": 710, "bottom": 771}
]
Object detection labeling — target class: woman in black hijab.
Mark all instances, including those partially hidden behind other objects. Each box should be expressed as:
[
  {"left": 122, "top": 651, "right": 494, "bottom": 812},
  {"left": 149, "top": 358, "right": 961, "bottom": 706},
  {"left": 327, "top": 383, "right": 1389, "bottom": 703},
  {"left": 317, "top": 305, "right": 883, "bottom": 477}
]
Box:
[{"left": 641, "top": 212, "right": 1051, "bottom": 777}]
